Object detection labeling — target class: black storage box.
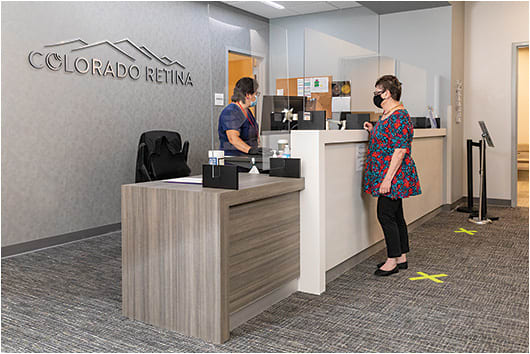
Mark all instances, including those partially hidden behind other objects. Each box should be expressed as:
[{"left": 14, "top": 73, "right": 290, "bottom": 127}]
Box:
[
  {"left": 269, "top": 158, "right": 301, "bottom": 178},
  {"left": 202, "top": 165, "right": 238, "bottom": 190}
]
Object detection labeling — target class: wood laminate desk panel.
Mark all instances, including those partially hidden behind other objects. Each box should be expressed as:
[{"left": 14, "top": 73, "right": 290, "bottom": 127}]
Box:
[{"left": 121, "top": 174, "right": 304, "bottom": 343}]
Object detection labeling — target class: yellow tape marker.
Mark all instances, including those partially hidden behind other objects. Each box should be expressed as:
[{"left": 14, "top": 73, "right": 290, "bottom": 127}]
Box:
[
  {"left": 454, "top": 227, "right": 477, "bottom": 235},
  {"left": 409, "top": 272, "right": 448, "bottom": 283}
]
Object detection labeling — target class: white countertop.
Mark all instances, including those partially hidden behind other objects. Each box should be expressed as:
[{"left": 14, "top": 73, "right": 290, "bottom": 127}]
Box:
[{"left": 290, "top": 128, "right": 446, "bottom": 143}]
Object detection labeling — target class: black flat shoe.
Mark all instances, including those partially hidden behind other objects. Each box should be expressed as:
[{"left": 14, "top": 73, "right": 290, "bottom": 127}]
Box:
[
  {"left": 377, "top": 261, "right": 408, "bottom": 269},
  {"left": 374, "top": 266, "right": 399, "bottom": 276}
]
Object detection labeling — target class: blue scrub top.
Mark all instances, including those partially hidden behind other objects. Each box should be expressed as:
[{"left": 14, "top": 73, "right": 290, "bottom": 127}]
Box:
[{"left": 218, "top": 103, "right": 259, "bottom": 155}]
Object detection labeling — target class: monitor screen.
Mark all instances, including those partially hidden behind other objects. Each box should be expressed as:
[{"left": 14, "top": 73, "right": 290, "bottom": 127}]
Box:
[{"left": 262, "top": 95, "right": 307, "bottom": 131}]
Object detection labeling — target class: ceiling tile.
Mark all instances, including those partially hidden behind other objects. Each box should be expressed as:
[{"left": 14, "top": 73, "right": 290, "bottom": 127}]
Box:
[{"left": 327, "top": 1, "right": 362, "bottom": 10}]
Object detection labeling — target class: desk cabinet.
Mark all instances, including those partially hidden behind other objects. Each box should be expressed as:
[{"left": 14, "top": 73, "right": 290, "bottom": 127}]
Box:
[{"left": 121, "top": 174, "right": 304, "bottom": 343}]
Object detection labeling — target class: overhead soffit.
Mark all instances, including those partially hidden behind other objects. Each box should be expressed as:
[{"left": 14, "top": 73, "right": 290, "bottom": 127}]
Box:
[{"left": 357, "top": 1, "right": 451, "bottom": 15}]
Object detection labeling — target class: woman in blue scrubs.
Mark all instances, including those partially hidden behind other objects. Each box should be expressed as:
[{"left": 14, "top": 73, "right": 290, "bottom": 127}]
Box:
[{"left": 218, "top": 77, "right": 264, "bottom": 156}]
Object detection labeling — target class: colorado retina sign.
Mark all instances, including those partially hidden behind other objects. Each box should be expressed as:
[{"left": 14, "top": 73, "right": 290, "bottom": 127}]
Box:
[{"left": 28, "top": 38, "right": 193, "bottom": 86}]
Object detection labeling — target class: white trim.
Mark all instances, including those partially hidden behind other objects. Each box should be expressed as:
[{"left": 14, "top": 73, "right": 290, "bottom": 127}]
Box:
[{"left": 512, "top": 42, "right": 529, "bottom": 207}]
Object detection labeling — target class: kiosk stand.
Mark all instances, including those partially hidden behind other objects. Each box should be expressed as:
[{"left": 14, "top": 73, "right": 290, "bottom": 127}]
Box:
[
  {"left": 456, "top": 139, "right": 481, "bottom": 214},
  {"left": 469, "top": 121, "right": 497, "bottom": 225}
]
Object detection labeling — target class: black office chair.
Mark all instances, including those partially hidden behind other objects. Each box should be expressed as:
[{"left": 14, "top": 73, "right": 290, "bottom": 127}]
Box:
[{"left": 135, "top": 130, "right": 191, "bottom": 183}]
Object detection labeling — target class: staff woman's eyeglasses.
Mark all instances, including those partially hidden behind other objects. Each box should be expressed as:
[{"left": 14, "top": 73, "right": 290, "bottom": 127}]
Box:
[{"left": 373, "top": 90, "right": 385, "bottom": 96}]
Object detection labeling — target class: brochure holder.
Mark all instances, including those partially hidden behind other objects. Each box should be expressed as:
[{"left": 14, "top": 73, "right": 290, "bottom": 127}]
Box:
[
  {"left": 202, "top": 165, "right": 239, "bottom": 190},
  {"left": 269, "top": 158, "right": 301, "bottom": 178}
]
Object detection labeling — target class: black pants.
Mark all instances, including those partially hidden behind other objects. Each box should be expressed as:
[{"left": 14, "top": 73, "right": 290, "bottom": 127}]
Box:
[{"left": 377, "top": 196, "right": 410, "bottom": 258}]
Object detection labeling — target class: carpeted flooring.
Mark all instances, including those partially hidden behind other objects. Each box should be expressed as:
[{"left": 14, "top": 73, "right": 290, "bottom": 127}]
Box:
[{"left": 2, "top": 206, "right": 528, "bottom": 352}]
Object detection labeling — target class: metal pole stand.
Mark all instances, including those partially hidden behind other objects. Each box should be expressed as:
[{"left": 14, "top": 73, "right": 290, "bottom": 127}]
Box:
[
  {"left": 457, "top": 139, "right": 480, "bottom": 213},
  {"left": 469, "top": 136, "right": 492, "bottom": 224}
]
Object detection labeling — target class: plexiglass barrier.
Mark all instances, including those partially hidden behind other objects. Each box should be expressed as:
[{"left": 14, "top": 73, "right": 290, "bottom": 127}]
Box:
[
  {"left": 208, "top": 3, "right": 293, "bottom": 172},
  {"left": 206, "top": 2, "right": 443, "bottom": 178}
]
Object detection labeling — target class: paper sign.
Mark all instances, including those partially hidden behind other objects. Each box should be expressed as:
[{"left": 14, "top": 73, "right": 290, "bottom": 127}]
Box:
[
  {"left": 214, "top": 93, "right": 224, "bottom": 106},
  {"left": 332, "top": 97, "right": 351, "bottom": 112},
  {"left": 311, "top": 77, "right": 328, "bottom": 93},
  {"left": 277, "top": 89, "right": 284, "bottom": 95},
  {"left": 297, "top": 79, "right": 304, "bottom": 97},
  {"left": 304, "top": 79, "right": 312, "bottom": 97},
  {"left": 356, "top": 144, "right": 367, "bottom": 172}
]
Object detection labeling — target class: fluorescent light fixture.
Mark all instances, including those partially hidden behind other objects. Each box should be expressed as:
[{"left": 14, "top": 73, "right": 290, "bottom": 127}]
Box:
[{"left": 261, "top": 1, "right": 285, "bottom": 9}]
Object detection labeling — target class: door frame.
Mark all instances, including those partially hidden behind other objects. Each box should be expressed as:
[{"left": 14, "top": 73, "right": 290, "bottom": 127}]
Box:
[
  {"left": 511, "top": 41, "right": 529, "bottom": 207},
  {"left": 225, "top": 46, "right": 266, "bottom": 125}
]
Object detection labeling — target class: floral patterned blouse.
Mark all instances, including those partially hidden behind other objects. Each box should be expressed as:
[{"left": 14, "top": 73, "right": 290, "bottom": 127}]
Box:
[{"left": 363, "top": 109, "right": 421, "bottom": 199}]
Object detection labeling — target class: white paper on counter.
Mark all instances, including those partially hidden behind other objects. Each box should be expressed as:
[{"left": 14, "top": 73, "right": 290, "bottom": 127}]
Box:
[
  {"left": 165, "top": 177, "right": 203, "bottom": 184},
  {"left": 311, "top": 77, "right": 329, "bottom": 93},
  {"left": 332, "top": 97, "right": 351, "bottom": 112}
]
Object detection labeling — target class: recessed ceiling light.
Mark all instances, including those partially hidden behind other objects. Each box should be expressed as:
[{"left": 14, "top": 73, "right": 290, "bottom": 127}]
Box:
[{"left": 261, "top": 1, "right": 285, "bottom": 10}]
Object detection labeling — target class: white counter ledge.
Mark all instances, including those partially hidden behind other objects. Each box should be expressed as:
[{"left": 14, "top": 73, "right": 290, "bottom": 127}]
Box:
[{"left": 290, "top": 128, "right": 446, "bottom": 295}]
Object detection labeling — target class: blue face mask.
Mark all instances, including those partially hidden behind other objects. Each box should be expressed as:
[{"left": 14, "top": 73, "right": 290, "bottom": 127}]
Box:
[{"left": 250, "top": 98, "right": 257, "bottom": 107}]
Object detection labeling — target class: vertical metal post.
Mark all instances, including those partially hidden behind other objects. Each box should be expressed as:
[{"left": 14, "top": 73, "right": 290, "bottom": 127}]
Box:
[
  {"left": 466, "top": 139, "right": 474, "bottom": 210},
  {"left": 482, "top": 138, "right": 488, "bottom": 218},
  {"left": 457, "top": 139, "right": 475, "bottom": 213},
  {"left": 469, "top": 137, "right": 492, "bottom": 224}
]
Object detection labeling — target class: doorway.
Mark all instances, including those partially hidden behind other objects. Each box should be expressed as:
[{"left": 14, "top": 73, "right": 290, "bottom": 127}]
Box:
[
  {"left": 515, "top": 45, "right": 529, "bottom": 207},
  {"left": 227, "top": 50, "right": 264, "bottom": 123}
]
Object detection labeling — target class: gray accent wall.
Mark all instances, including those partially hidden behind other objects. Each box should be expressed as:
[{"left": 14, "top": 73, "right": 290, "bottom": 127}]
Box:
[{"left": 1, "top": 2, "right": 269, "bottom": 247}]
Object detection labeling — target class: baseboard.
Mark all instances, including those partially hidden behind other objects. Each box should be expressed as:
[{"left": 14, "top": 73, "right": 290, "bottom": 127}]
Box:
[
  {"left": 325, "top": 205, "right": 444, "bottom": 284},
  {"left": 463, "top": 197, "right": 512, "bottom": 207},
  {"left": 1, "top": 223, "right": 121, "bottom": 258},
  {"left": 326, "top": 240, "right": 386, "bottom": 284}
]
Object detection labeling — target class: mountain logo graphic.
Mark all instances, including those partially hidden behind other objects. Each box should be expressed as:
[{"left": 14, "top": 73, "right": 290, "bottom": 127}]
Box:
[
  {"left": 44, "top": 37, "right": 186, "bottom": 69},
  {"left": 28, "top": 37, "right": 193, "bottom": 87}
]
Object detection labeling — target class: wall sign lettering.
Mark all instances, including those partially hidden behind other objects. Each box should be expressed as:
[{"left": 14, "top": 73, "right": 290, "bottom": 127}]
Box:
[{"left": 28, "top": 38, "right": 193, "bottom": 86}]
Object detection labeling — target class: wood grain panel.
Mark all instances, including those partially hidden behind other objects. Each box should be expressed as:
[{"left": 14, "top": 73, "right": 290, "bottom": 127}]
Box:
[
  {"left": 226, "top": 192, "right": 300, "bottom": 314},
  {"left": 122, "top": 174, "right": 304, "bottom": 344},
  {"left": 122, "top": 185, "right": 225, "bottom": 343}
]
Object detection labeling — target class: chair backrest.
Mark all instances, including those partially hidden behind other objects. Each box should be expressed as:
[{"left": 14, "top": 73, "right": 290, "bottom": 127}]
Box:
[{"left": 135, "top": 130, "right": 191, "bottom": 182}]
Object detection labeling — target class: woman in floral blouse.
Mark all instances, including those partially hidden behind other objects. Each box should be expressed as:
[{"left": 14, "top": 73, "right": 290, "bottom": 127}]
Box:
[{"left": 363, "top": 75, "right": 421, "bottom": 276}]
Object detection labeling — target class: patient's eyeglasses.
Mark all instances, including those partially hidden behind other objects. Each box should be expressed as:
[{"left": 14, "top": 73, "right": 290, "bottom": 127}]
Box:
[{"left": 373, "top": 90, "right": 385, "bottom": 96}]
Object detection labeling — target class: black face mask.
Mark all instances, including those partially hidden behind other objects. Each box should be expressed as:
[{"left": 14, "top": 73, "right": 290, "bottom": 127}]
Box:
[{"left": 373, "top": 94, "right": 384, "bottom": 108}]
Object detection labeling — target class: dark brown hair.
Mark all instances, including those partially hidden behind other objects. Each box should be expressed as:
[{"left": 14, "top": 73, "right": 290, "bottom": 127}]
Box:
[
  {"left": 375, "top": 75, "right": 402, "bottom": 101},
  {"left": 231, "top": 77, "right": 259, "bottom": 102}
]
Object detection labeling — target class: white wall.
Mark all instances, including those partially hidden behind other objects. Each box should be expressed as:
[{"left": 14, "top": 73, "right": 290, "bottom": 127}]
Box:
[
  {"left": 450, "top": 1, "right": 465, "bottom": 204},
  {"left": 464, "top": 1, "right": 529, "bottom": 200}
]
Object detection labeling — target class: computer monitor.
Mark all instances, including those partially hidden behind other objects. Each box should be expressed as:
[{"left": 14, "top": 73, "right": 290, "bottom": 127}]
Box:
[
  {"left": 297, "top": 111, "right": 326, "bottom": 130},
  {"left": 343, "top": 113, "right": 370, "bottom": 129},
  {"left": 262, "top": 95, "right": 307, "bottom": 131}
]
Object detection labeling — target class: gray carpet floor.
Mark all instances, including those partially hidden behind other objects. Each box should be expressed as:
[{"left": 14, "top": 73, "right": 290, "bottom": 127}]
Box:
[{"left": 2, "top": 206, "right": 528, "bottom": 352}]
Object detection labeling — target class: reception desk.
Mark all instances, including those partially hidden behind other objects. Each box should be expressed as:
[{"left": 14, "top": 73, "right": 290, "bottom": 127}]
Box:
[
  {"left": 121, "top": 174, "right": 304, "bottom": 343},
  {"left": 290, "top": 129, "right": 447, "bottom": 294}
]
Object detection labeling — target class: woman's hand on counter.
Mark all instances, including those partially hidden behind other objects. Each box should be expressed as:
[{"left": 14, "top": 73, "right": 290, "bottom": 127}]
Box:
[{"left": 363, "top": 121, "right": 373, "bottom": 133}]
